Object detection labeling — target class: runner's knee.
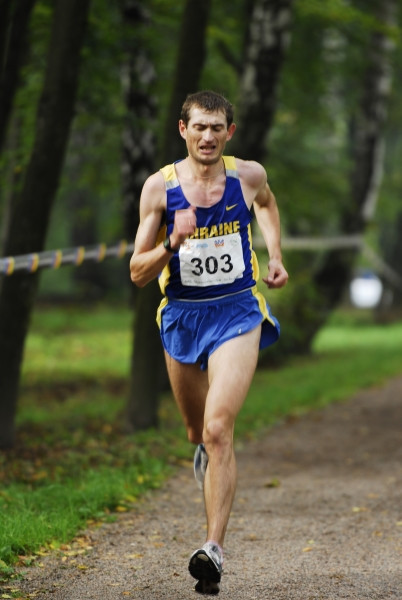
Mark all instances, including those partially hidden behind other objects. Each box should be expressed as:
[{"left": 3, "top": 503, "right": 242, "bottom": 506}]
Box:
[{"left": 203, "top": 415, "right": 232, "bottom": 450}]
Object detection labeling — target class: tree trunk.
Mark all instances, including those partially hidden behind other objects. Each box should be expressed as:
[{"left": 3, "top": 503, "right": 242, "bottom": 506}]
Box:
[
  {"left": 119, "top": 0, "right": 160, "bottom": 430},
  {"left": 127, "top": 279, "right": 162, "bottom": 430},
  {"left": 161, "top": 0, "right": 211, "bottom": 165},
  {"left": 0, "top": 0, "right": 91, "bottom": 448},
  {"left": 0, "top": 0, "right": 36, "bottom": 152},
  {"left": 120, "top": 1, "right": 157, "bottom": 253},
  {"left": 126, "top": 0, "right": 211, "bottom": 431},
  {"left": 230, "top": 0, "right": 295, "bottom": 161}
]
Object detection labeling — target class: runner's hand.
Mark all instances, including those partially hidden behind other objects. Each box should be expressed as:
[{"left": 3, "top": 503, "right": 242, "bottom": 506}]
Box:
[
  {"left": 263, "top": 258, "right": 288, "bottom": 289},
  {"left": 170, "top": 206, "right": 197, "bottom": 248}
]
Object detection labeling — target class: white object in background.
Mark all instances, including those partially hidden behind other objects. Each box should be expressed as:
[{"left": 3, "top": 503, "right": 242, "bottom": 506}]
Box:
[{"left": 350, "top": 271, "right": 383, "bottom": 308}]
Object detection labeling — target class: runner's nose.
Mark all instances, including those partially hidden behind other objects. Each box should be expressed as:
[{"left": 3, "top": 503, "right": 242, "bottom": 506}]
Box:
[{"left": 203, "top": 127, "right": 214, "bottom": 142}]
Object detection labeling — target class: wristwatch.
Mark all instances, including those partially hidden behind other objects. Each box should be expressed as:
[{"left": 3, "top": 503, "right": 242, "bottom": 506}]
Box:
[{"left": 163, "top": 235, "right": 179, "bottom": 253}]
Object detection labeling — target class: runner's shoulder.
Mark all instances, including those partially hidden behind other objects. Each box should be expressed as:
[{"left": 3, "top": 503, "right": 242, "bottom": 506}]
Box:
[
  {"left": 235, "top": 158, "right": 267, "bottom": 188},
  {"left": 141, "top": 171, "right": 166, "bottom": 211}
]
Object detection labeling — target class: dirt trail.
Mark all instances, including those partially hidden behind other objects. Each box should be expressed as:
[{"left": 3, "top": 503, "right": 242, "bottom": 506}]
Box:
[{"left": 12, "top": 375, "right": 402, "bottom": 599}]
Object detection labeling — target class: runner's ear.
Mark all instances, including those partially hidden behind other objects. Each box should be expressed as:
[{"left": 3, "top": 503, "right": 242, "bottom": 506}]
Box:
[{"left": 226, "top": 122, "right": 236, "bottom": 141}]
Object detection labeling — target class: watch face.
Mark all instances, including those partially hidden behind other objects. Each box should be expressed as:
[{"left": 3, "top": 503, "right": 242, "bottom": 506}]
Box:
[{"left": 164, "top": 237, "right": 173, "bottom": 252}]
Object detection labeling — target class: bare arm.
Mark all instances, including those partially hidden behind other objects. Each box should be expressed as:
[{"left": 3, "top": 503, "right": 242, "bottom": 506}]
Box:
[
  {"left": 253, "top": 182, "right": 288, "bottom": 288},
  {"left": 129, "top": 172, "right": 196, "bottom": 287},
  {"left": 238, "top": 159, "right": 288, "bottom": 289},
  {"left": 129, "top": 172, "right": 170, "bottom": 287}
]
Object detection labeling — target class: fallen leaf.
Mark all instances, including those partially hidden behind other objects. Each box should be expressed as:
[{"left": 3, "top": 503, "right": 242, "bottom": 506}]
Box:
[{"left": 264, "top": 478, "right": 281, "bottom": 488}]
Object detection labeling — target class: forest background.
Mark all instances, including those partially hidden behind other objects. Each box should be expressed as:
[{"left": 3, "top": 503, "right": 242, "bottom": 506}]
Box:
[{"left": 1, "top": 0, "right": 402, "bottom": 451}]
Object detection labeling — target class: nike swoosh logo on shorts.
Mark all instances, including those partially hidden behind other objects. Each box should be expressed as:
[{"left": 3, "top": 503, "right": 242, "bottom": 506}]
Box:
[{"left": 226, "top": 204, "right": 238, "bottom": 211}]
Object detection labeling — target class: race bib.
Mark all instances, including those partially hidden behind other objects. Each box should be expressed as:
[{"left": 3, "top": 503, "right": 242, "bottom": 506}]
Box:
[{"left": 179, "top": 233, "right": 245, "bottom": 287}]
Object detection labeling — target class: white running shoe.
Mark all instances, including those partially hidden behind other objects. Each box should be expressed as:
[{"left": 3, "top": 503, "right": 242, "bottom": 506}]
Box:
[
  {"left": 189, "top": 541, "right": 223, "bottom": 584},
  {"left": 193, "top": 443, "right": 208, "bottom": 490}
]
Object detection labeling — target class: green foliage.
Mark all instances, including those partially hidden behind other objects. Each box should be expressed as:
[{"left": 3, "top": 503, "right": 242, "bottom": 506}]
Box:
[
  {"left": 267, "top": 0, "right": 401, "bottom": 242},
  {"left": 2, "top": 0, "right": 401, "bottom": 305},
  {"left": 296, "top": 0, "right": 399, "bottom": 39},
  {"left": 268, "top": 4, "right": 354, "bottom": 234}
]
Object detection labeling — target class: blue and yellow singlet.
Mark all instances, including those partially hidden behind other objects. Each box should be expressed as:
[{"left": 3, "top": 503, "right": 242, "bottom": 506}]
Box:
[{"left": 158, "top": 156, "right": 260, "bottom": 301}]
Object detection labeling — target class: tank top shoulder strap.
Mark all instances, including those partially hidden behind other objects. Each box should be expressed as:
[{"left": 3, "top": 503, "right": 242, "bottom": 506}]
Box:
[
  {"left": 222, "top": 156, "right": 239, "bottom": 179},
  {"left": 160, "top": 163, "right": 180, "bottom": 189}
]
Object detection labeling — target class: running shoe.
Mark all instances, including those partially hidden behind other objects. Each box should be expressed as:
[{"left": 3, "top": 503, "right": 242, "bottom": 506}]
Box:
[
  {"left": 193, "top": 443, "right": 208, "bottom": 490},
  {"left": 188, "top": 541, "right": 223, "bottom": 584}
]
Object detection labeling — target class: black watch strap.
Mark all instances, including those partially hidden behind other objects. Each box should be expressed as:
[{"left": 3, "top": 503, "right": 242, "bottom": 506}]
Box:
[{"left": 163, "top": 235, "right": 179, "bottom": 253}]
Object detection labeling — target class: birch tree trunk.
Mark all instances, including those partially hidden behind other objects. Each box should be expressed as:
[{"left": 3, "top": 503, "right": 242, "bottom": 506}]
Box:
[
  {"left": 230, "top": 0, "right": 295, "bottom": 161},
  {"left": 0, "top": 0, "right": 91, "bottom": 448}
]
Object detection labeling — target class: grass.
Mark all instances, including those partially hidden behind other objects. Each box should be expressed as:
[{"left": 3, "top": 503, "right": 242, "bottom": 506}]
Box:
[
  {"left": 21, "top": 305, "right": 132, "bottom": 385},
  {"left": 1, "top": 303, "right": 402, "bottom": 583}
]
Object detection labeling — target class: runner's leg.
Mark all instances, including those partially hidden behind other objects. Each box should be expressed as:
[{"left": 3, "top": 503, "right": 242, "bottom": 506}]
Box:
[
  {"left": 203, "top": 325, "right": 261, "bottom": 546},
  {"left": 164, "top": 351, "right": 209, "bottom": 444}
]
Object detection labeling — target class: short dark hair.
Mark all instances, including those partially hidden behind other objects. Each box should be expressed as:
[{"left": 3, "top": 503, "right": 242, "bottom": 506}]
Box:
[{"left": 180, "top": 90, "right": 234, "bottom": 127}]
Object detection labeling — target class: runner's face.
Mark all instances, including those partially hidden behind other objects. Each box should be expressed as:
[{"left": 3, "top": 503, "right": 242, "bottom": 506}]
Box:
[{"left": 179, "top": 107, "right": 236, "bottom": 166}]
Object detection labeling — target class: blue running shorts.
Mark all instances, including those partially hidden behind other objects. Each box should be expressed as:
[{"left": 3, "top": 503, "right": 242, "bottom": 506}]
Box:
[{"left": 157, "top": 288, "right": 280, "bottom": 370}]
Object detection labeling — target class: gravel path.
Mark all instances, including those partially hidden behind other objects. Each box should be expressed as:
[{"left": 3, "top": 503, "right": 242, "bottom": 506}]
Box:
[{"left": 12, "top": 375, "right": 402, "bottom": 599}]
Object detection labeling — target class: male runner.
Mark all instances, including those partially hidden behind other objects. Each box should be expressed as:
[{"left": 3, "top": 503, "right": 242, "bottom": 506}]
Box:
[{"left": 130, "top": 90, "right": 288, "bottom": 595}]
